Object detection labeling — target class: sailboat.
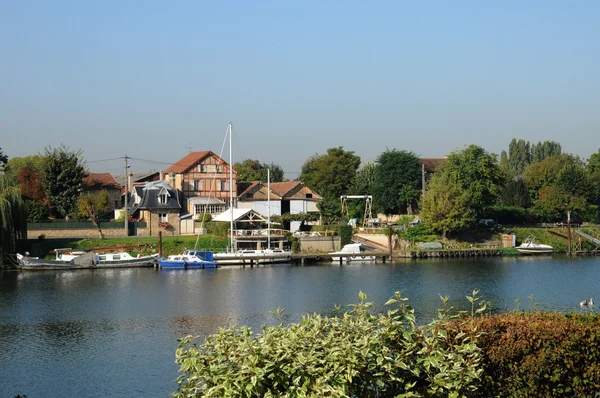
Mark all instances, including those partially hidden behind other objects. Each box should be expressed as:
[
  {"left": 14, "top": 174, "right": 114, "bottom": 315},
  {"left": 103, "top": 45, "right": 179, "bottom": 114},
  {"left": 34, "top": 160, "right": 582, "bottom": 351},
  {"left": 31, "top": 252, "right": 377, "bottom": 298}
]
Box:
[{"left": 213, "top": 126, "right": 292, "bottom": 265}]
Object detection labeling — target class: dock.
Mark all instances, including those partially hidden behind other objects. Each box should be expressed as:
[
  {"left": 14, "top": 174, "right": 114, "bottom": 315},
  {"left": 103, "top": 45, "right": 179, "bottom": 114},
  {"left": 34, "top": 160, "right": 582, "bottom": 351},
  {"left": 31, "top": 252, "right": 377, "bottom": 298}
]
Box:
[{"left": 217, "top": 248, "right": 503, "bottom": 267}]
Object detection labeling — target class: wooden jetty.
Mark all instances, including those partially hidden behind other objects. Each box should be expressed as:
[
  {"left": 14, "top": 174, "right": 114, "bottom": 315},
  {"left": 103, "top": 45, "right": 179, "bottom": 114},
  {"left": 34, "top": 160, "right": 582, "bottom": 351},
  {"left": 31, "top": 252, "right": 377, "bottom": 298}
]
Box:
[{"left": 218, "top": 248, "right": 503, "bottom": 267}]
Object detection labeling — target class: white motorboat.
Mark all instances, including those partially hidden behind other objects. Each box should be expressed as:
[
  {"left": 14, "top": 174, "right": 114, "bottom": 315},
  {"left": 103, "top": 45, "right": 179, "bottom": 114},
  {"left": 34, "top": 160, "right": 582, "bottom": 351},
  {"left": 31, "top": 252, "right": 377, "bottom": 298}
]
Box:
[
  {"left": 516, "top": 236, "right": 554, "bottom": 255},
  {"left": 214, "top": 248, "right": 292, "bottom": 265},
  {"left": 330, "top": 243, "right": 376, "bottom": 263}
]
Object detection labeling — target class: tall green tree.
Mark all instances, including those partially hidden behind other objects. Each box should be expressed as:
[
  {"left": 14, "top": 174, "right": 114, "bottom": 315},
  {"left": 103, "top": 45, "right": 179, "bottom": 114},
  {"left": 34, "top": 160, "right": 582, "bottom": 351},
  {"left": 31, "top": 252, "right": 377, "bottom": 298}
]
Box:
[
  {"left": 420, "top": 166, "right": 474, "bottom": 237},
  {"left": 445, "top": 145, "right": 504, "bottom": 217},
  {"left": 531, "top": 187, "right": 587, "bottom": 222},
  {"left": 499, "top": 177, "right": 531, "bottom": 208},
  {"left": 78, "top": 190, "right": 110, "bottom": 238},
  {"left": 586, "top": 148, "right": 600, "bottom": 177},
  {"left": 234, "top": 159, "right": 285, "bottom": 182},
  {"left": 531, "top": 141, "right": 562, "bottom": 163},
  {"left": 42, "top": 145, "right": 88, "bottom": 217},
  {"left": 372, "top": 149, "right": 421, "bottom": 215},
  {"left": 0, "top": 147, "right": 7, "bottom": 165},
  {"left": 0, "top": 175, "right": 27, "bottom": 261},
  {"left": 299, "top": 147, "right": 361, "bottom": 221},
  {"left": 500, "top": 139, "right": 531, "bottom": 176},
  {"left": 420, "top": 145, "right": 503, "bottom": 236},
  {"left": 523, "top": 154, "right": 581, "bottom": 202}
]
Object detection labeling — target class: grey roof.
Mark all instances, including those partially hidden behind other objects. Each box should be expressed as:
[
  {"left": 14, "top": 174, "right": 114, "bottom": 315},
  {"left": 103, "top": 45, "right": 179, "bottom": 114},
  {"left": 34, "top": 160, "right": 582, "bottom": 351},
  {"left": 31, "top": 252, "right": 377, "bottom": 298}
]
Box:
[
  {"left": 114, "top": 171, "right": 161, "bottom": 187},
  {"left": 188, "top": 196, "right": 226, "bottom": 205},
  {"left": 137, "top": 181, "right": 181, "bottom": 210}
]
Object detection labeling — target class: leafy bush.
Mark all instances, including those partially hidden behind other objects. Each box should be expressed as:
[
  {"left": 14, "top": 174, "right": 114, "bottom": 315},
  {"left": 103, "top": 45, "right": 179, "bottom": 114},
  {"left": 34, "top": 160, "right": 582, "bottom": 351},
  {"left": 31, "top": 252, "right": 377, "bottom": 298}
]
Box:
[
  {"left": 195, "top": 213, "right": 212, "bottom": 223},
  {"left": 174, "top": 292, "right": 484, "bottom": 397},
  {"left": 483, "top": 205, "right": 533, "bottom": 225},
  {"left": 397, "top": 223, "right": 439, "bottom": 242},
  {"left": 452, "top": 312, "right": 600, "bottom": 397},
  {"left": 204, "top": 221, "right": 229, "bottom": 237}
]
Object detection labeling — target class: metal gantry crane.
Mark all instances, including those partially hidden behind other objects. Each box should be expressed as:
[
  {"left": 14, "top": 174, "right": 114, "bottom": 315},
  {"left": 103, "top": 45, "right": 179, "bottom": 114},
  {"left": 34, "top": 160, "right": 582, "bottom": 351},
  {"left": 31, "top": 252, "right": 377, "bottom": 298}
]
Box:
[{"left": 340, "top": 195, "right": 374, "bottom": 228}]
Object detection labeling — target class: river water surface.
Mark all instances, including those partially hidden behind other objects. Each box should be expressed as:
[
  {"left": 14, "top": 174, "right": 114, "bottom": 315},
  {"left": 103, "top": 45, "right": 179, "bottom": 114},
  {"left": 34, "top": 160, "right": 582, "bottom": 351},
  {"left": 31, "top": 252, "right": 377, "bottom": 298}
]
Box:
[{"left": 2, "top": 256, "right": 600, "bottom": 397}]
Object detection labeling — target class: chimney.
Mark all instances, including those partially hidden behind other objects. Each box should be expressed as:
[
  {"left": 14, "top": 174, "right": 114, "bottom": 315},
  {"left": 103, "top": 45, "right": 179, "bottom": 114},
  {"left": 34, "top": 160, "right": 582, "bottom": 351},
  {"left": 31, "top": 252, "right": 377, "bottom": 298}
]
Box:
[
  {"left": 127, "top": 171, "right": 133, "bottom": 194},
  {"left": 159, "top": 170, "right": 165, "bottom": 181}
]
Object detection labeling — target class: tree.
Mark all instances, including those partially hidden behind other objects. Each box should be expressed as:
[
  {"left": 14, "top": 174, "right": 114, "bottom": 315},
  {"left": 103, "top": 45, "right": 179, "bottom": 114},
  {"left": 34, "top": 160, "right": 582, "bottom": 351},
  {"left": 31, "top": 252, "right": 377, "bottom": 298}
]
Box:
[
  {"left": 586, "top": 148, "right": 600, "bottom": 177},
  {"left": 445, "top": 145, "right": 504, "bottom": 217},
  {"left": 372, "top": 149, "right": 421, "bottom": 215},
  {"left": 6, "top": 155, "right": 49, "bottom": 221},
  {"left": 531, "top": 140, "right": 561, "bottom": 163},
  {"left": 299, "top": 147, "right": 361, "bottom": 220},
  {"left": 234, "top": 159, "right": 285, "bottom": 182},
  {"left": 420, "top": 145, "right": 503, "bottom": 236},
  {"left": 499, "top": 177, "right": 531, "bottom": 208},
  {"left": 500, "top": 139, "right": 531, "bottom": 177},
  {"left": 531, "top": 187, "right": 587, "bottom": 222},
  {"left": 0, "top": 147, "right": 7, "bottom": 165},
  {"left": 78, "top": 190, "right": 110, "bottom": 238},
  {"left": 42, "top": 145, "right": 88, "bottom": 217},
  {"left": 524, "top": 154, "right": 581, "bottom": 202},
  {"left": 0, "top": 175, "right": 27, "bottom": 261},
  {"left": 420, "top": 167, "right": 475, "bottom": 237}
]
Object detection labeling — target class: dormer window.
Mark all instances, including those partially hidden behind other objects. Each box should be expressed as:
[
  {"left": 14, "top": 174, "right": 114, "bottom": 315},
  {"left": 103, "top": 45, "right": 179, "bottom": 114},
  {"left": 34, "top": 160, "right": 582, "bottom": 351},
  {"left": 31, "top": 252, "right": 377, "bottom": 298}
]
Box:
[{"left": 157, "top": 187, "right": 169, "bottom": 204}]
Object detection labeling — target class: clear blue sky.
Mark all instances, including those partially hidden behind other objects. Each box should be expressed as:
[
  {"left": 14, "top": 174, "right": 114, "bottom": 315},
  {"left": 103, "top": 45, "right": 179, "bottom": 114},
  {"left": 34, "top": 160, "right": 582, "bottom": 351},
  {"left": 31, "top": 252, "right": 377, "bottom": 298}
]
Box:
[{"left": 1, "top": 1, "right": 598, "bottom": 179}]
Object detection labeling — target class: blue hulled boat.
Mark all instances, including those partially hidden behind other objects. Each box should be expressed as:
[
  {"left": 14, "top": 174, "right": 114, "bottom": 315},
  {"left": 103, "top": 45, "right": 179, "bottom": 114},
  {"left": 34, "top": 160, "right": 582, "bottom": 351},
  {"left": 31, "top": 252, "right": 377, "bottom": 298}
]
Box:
[{"left": 158, "top": 250, "right": 218, "bottom": 269}]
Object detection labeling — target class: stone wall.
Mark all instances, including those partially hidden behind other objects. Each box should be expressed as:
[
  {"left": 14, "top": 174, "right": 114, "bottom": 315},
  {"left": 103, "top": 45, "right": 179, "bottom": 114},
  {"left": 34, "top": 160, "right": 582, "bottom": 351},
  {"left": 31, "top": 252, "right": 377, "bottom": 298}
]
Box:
[
  {"left": 299, "top": 236, "right": 341, "bottom": 252},
  {"left": 28, "top": 227, "right": 126, "bottom": 239}
]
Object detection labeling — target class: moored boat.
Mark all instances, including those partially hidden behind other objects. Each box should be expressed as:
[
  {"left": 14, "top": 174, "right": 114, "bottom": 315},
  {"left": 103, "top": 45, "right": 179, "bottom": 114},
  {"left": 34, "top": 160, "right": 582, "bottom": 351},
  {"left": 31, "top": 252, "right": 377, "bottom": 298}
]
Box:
[
  {"left": 16, "top": 250, "right": 158, "bottom": 270},
  {"left": 213, "top": 248, "right": 292, "bottom": 265},
  {"left": 158, "top": 250, "right": 218, "bottom": 269},
  {"left": 516, "top": 236, "right": 554, "bottom": 255},
  {"left": 329, "top": 243, "right": 376, "bottom": 263}
]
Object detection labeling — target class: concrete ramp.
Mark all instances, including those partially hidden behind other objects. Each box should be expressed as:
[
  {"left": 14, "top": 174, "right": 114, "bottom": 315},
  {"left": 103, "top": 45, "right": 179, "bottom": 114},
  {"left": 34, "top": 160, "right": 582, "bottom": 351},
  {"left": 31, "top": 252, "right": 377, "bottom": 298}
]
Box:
[{"left": 352, "top": 234, "right": 389, "bottom": 250}]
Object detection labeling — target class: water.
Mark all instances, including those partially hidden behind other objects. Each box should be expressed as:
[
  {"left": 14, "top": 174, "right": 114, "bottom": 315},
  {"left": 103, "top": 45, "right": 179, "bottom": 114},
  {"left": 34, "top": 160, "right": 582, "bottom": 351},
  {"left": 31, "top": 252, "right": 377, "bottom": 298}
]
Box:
[{"left": 1, "top": 256, "right": 600, "bottom": 397}]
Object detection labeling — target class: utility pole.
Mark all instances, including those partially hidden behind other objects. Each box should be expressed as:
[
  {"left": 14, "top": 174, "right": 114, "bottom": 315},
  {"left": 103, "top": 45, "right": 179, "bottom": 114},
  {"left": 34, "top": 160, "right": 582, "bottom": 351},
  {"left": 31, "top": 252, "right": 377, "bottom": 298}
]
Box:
[
  {"left": 567, "top": 211, "right": 571, "bottom": 257},
  {"left": 124, "top": 155, "right": 129, "bottom": 237}
]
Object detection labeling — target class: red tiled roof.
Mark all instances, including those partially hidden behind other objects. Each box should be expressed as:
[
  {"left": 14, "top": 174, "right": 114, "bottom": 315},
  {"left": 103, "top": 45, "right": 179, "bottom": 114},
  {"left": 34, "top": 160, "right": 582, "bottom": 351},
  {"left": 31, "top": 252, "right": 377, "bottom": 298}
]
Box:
[
  {"left": 238, "top": 181, "right": 261, "bottom": 197},
  {"left": 83, "top": 173, "right": 121, "bottom": 190},
  {"left": 269, "top": 181, "right": 301, "bottom": 197},
  {"left": 165, "top": 151, "right": 212, "bottom": 174}
]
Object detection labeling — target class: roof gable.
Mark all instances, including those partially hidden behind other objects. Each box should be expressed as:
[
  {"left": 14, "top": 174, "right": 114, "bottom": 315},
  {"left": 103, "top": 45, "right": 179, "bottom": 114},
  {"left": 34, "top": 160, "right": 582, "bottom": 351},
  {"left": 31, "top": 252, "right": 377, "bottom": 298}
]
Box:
[{"left": 270, "top": 181, "right": 322, "bottom": 200}]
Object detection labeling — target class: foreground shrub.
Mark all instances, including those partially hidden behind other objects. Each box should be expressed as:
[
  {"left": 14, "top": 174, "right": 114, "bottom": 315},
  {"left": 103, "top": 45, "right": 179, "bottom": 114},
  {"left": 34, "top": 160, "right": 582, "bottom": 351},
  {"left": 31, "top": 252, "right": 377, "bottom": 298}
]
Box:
[
  {"left": 452, "top": 311, "right": 600, "bottom": 397},
  {"left": 174, "top": 292, "right": 484, "bottom": 397}
]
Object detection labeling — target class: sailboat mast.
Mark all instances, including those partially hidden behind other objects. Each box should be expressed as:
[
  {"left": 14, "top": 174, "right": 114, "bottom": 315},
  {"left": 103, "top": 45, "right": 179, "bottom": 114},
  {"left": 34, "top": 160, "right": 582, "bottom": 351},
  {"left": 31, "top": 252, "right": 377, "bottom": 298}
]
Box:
[
  {"left": 267, "top": 168, "right": 270, "bottom": 250},
  {"left": 229, "top": 122, "right": 234, "bottom": 252}
]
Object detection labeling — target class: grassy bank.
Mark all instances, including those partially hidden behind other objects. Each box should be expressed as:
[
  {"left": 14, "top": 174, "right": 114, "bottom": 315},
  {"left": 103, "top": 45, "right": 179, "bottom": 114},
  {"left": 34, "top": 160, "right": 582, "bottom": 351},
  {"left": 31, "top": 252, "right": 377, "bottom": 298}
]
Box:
[{"left": 27, "top": 235, "right": 229, "bottom": 259}]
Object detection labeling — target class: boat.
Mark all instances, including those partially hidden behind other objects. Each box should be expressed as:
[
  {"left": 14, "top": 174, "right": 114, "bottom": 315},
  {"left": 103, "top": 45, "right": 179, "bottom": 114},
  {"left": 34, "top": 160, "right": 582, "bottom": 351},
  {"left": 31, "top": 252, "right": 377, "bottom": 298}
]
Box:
[
  {"left": 329, "top": 243, "right": 376, "bottom": 263},
  {"left": 214, "top": 248, "right": 292, "bottom": 265},
  {"left": 212, "top": 124, "right": 292, "bottom": 265},
  {"left": 515, "top": 236, "right": 554, "bottom": 255},
  {"left": 158, "top": 250, "right": 218, "bottom": 269},
  {"left": 16, "top": 249, "right": 158, "bottom": 270}
]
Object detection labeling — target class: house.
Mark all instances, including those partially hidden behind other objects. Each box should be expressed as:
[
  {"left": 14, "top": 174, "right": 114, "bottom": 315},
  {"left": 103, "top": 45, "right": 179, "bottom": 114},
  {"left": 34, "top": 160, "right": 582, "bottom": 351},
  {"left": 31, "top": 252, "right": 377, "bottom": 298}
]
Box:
[
  {"left": 237, "top": 181, "right": 322, "bottom": 231},
  {"left": 137, "top": 180, "right": 182, "bottom": 236},
  {"left": 83, "top": 173, "right": 122, "bottom": 212},
  {"left": 164, "top": 151, "right": 237, "bottom": 219}
]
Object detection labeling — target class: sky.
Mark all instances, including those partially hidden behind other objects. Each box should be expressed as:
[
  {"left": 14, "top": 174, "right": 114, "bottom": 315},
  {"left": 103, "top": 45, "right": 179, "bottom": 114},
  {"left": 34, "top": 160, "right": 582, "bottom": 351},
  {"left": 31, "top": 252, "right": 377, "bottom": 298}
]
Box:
[{"left": 1, "top": 1, "right": 599, "bottom": 179}]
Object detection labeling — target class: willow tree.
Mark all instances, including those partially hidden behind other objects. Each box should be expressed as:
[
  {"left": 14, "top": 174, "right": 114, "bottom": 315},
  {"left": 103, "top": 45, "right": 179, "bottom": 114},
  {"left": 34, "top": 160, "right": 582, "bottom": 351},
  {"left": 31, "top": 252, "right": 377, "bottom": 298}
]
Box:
[{"left": 0, "top": 176, "right": 27, "bottom": 262}]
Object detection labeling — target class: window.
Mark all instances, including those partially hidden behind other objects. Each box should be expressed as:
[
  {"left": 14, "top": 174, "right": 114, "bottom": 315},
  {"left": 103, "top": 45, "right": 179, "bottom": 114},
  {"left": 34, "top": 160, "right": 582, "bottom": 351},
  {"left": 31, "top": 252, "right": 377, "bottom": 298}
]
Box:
[
  {"left": 193, "top": 180, "right": 203, "bottom": 191},
  {"left": 158, "top": 187, "right": 169, "bottom": 204},
  {"left": 113, "top": 255, "right": 121, "bottom": 260},
  {"left": 220, "top": 180, "right": 226, "bottom": 191},
  {"left": 306, "top": 193, "right": 313, "bottom": 199},
  {"left": 199, "top": 164, "right": 206, "bottom": 172},
  {"left": 159, "top": 213, "right": 168, "bottom": 222},
  {"left": 215, "top": 164, "right": 221, "bottom": 173}
]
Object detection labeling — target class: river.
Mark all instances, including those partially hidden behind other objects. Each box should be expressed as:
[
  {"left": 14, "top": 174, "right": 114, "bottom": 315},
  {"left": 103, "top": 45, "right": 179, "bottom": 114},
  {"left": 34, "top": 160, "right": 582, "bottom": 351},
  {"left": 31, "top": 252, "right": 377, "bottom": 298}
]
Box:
[{"left": 1, "top": 256, "right": 599, "bottom": 397}]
